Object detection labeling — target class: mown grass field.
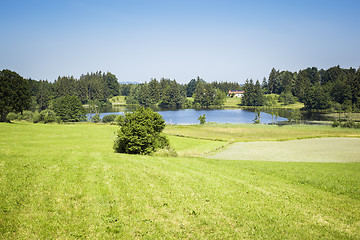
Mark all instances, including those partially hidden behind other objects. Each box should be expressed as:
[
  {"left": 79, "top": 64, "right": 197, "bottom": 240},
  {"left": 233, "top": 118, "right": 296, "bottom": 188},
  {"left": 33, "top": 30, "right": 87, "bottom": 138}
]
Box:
[
  {"left": 210, "top": 138, "right": 360, "bottom": 162},
  {"left": 109, "top": 96, "right": 126, "bottom": 106},
  {"left": 223, "top": 94, "right": 305, "bottom": 109},
  {"left": 1, "top": 123, "right": 359, "bottom": 239},
  {"left": 164, "top": 123, "right": 360, "bottom": 142}
]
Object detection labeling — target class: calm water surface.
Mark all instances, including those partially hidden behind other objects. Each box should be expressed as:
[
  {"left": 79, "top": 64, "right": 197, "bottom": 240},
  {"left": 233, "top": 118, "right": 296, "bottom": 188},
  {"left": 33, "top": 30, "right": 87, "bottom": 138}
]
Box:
[{"left": 97, "top": 109, "right": 288, "bottom": 124}]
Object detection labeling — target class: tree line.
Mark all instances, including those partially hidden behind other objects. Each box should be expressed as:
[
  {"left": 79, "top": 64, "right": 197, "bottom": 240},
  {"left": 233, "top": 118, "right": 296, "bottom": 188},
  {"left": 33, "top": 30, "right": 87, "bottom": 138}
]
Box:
[
  {"left": 242, "top": 66, "right": 360, "bottom": 111},
  {"left": 0, "top": 69, "right": 241, "bottom": 122},
  {"left": 28, "top": 71, "right": 120, "bottom": 111},
  {"left": 2, "top": 65, "right": 359, "bottom": 123},
  {"left": 120, "top": 76, "right": 240, "bottom": 109},
  {"left": 28, "top": 73, "right": 241, "bottom": 110}
]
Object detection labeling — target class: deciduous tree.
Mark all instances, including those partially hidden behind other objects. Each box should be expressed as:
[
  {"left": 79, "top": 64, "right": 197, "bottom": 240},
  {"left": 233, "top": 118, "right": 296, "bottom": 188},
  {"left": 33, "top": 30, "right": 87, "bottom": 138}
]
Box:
[{"left": 113, "top": 107, "right": 169, "bottom": 154}]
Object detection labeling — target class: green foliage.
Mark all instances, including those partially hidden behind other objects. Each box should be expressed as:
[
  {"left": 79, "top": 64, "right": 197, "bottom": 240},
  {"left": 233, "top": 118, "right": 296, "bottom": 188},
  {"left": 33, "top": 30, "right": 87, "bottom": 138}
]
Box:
[
  {"left": 102, "top": 114, "right": 118, "bottom": 123},
  {"left": 303, "top": 84, "right": 331, "bottom": 109},
  {"left": 114, "top": 107, "right": 169, "bottom": 154},
  {"left": 92, "top": 114, "right": 100, "bottom": 123},
  {"left": 242, "top": 79, "right": 265, "bottom": 106},
  {"left": 279, "top": 91, "right": 296, "bottom": 105},
  {"left": 288, "top": 109, "right": 302, "bottom": 124},
  {"left": 253, "top": 108, "right": 261, "bottom": 124},
  {"left": 41, "top": 109, "right": 58, "bottom": 123},
  {"left": 193, "top": 79, "right": 225, "bottom": 108},
  {"left": 210, "top": 81, "right": 242, "bottom": 95},
  {"left": 186, "top": 78, "right": 198, "bottom": 97},
  {"left": 198, "top": 114, "right": 206, "bottom": 124},
  {"left": 115, "top": 115, "right": 125, "bottom": 125},
  {"left": 33, "top": 109, "right": 58, "bottom": 123},
  {"left": 159, "top": 80, "right": 183, "bottom": 109},
  {"left": 126, "top": 79, "right": 185, "bottom": 109},
  {"left": 332, "top": 119, "right": 360, "bottom": 129},
  {"left": 6, "top": 112, "right": 20, "bottom": 121},
  {"left": 268, "top": 66, "right": 360, "bottom": 110},
  {"left": 53, "top": 95, "right": 86, "bottom": 122},
  {"left": 0, "top": 69, "right": 31, "bottom": 122},
  {"left": 18, "top": 110, "right": 35, "bottom": 121}
]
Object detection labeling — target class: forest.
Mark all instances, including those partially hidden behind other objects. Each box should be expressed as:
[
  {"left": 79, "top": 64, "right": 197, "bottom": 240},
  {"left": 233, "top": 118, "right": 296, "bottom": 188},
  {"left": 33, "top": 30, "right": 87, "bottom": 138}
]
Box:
[
  {"left": 27, "top": 74, "right": 240, "bottom": 111},
  {"left": 258, "top": 66, "right": 360, "bottom": 111},
  {"left": 1, "top": 65, "right": 360, "bottom": 122}
]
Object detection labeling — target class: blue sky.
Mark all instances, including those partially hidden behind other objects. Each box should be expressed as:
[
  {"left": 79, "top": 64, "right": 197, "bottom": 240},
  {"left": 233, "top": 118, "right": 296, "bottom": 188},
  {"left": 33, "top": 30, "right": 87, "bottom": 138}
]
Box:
[{"left": 1, "top": 0, "right": 359, "bottom": 83}]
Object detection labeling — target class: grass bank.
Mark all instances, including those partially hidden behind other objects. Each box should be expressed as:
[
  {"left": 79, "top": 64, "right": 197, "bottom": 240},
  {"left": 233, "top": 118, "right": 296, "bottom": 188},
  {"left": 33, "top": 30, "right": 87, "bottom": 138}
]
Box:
[
  {"left": 164, "top": 123, "right": 360, "bottom": 142},
  {"left": 0, "top": 123, "right": 359, "bottom": 239}
]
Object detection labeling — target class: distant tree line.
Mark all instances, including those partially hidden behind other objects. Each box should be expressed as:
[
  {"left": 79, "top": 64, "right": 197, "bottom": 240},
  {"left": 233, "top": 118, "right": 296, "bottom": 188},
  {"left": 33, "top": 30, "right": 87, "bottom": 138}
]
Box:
[
  {"left": 28, "top": 71, "right": 120, "bottom": 111},
  {"left": 242, "top": 66, "right": 360, "bottom": 111},
  {"left": 1, "top": 69, "right": 241, "bottom": 122},
  {"left": 120, "top": 76, "right": 238, "bottom": 109},
  {"left": 3, "top": 65, "right": 358, "bottom": 123}
]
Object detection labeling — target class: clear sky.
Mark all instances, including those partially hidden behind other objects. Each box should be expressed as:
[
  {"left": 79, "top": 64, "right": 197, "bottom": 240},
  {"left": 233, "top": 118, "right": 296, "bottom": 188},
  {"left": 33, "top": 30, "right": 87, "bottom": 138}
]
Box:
[{"left": 1, "top": 0, "right": 359, "bottom": 84}]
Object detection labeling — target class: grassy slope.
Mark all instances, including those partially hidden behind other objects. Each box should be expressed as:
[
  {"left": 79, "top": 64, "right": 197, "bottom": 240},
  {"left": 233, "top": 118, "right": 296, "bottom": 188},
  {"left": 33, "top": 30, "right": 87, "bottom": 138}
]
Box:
[
  {"left": 0, "top": 123, "right": 359, "bottom": 239},
  {"left": 223, "top": 94, "right": 305, "bottom": 109},
  {"left": 164, "top": 123, "right": 360, "bottom": 142},
  {"left": 167, "top": 135, "right": 228, "bottom": 157},
  {"left": 109, "top": 96, "right": 126, "bottom": 105},
  {"left": 210, "top": 138, "right": 360, "bottom": 162}
]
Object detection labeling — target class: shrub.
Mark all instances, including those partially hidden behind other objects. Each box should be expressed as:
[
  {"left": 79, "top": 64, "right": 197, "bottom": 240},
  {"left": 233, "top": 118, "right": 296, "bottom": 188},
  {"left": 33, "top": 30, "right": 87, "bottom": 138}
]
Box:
[
  {"left": 41, "top": 109, "right": 57, "bottom": 123},
  {"left": 92, "top": 114, "right": 100, "bottom": 123},
  {"left": 253, "top": 108, "right": 261, "bottom": 124},
  {"left": 113, "top": 107, "right": 169, "bottom": 155},
  {"left": 341, "top": 120, "right": 360, "bottom": 129},
  {"left": 288, "top": 109, "right": 301, "bottom": 124},
  {"left": 332, "top": 120, "right": 341, "bottom": 128},
  {"left": 6, "top": 112, "right": 20, "bottom": 121},
  {"left": 198, "top": 114, "right": 206, "bottom": 124},
  {"left": 115, "top": 115, "right": 125, "bottom": 125},
  {"left": 102, "top": 114, "right": 118, "bottom": 123},
  {"left": 32, "top": 111, "right": 41, "bottom": 123},
  {"left": 152, "top": 147, "right": 178, "bottom": 157},
  {"left": 18, "top": 111, "right": 34, "bottom": 121},
  {"left": 32, "top": 110, "right": 57, "bottom": 123}
]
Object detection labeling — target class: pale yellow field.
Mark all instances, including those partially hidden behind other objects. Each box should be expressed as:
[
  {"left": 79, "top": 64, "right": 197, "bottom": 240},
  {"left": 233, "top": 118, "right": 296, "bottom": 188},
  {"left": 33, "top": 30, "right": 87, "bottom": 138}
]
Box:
[{"left": 209, "top": 137, "right": 360, "bottom": 162}]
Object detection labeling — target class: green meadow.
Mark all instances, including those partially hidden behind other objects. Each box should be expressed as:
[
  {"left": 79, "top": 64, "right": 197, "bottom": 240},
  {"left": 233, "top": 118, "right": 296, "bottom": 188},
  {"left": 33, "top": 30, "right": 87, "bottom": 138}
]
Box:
[
  {"left": 164, "top": 123, "right": 360, "bottom": 142},
  {"left": 1, "top": 123, "right": 359, "bottom": 239}
]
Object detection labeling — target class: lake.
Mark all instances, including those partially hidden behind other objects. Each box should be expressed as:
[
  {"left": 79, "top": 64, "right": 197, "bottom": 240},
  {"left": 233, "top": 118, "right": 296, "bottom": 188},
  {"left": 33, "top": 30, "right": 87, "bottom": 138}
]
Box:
[{"left": 94, "top": 108, "right": 288, "bottom": 124}]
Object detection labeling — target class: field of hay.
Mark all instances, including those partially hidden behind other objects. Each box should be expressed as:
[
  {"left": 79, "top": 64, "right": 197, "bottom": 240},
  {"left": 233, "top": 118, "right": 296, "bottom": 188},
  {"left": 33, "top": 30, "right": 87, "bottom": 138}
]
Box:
[{"left": 0, "top": 122, "right": 359, "bottom": 239}]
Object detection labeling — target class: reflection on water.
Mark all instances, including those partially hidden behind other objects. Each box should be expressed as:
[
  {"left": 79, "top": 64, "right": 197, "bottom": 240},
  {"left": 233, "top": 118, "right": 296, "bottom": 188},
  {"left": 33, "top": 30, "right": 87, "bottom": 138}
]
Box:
[
  {"left": 88, "top": 106, "right": 336, "bottom": 124},
  {"left": 89, "top": 107, "right": 289, "bottom": 124}
]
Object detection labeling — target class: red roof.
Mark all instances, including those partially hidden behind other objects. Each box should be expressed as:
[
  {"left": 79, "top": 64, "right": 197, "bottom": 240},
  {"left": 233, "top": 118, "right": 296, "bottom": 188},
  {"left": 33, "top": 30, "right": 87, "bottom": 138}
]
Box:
[{"left": 228, "top": 90, "right": 244, "bottom": 94}]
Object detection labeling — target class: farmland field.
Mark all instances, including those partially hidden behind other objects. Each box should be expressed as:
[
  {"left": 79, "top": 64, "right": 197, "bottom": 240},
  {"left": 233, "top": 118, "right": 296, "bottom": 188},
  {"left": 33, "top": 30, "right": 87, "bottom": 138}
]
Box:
[
  {"left": 0, "top": 123, "right": 359, "bottom": 239},
  {"left": 164, "top": 123, "right": 360, "bottom": 142},
  {"left": 210, "top": 138, "right": 360, "bottom": 162}
]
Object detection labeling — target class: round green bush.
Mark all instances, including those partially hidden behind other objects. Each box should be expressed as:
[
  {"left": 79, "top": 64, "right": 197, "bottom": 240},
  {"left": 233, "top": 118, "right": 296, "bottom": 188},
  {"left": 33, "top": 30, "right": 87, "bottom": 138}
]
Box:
[
  {"left": 92, "top": 114, "right": 100, "bottom": 123},
  {"left": 102, "top": 114, "right": 118, "bottom": 123},
  {"left": 113, "top": 107, "right": 169, "bottom": 155}
]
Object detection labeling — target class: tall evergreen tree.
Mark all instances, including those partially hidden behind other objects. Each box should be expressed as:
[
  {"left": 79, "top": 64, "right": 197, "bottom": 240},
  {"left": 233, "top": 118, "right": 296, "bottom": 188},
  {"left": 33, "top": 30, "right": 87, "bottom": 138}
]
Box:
[
  {"left": 0, "top": 69, "right": 31, "bottom": 122},
  {"left": 242, "top": 79, "right": 264, "bottom": 106},
  {"left": 186, "top": 78, "right": 198, "bottom": 97},
  {"left": 254, "top": 80, "right": 265, "bottom": 106},
  {"left": 160, "top": 80, "right": 183, "bottom": 109},
  {"left": 148, "top": 78, "right": 161, "bottom": 104},
  {"left": 268, "top": 68, "right": 277, "bottom": 94},
  {"left": 54, "top": 76, "right": 77, "bottom": 98}
]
